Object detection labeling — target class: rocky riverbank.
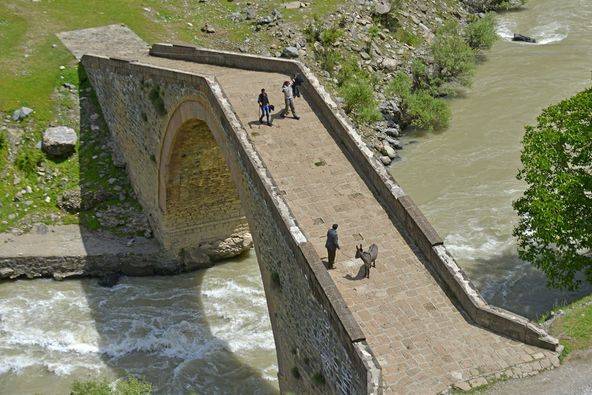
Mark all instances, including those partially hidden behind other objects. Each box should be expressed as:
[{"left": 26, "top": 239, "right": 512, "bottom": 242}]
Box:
[{"left": 0, "top": 224, "right": 252, "bottom": 281}]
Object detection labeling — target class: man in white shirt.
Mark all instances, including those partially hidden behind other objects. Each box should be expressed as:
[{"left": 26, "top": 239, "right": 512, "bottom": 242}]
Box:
[{"left": 281, "top": 81, "right": 300, "bottom": 120}]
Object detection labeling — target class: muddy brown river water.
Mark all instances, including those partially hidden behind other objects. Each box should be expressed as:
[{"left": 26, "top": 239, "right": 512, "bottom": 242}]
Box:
[
  {"left": 0, "top": 0, "right": 591, "bottom": 393},
  {"left": 391, "top": 0, "right": 592, "bottom": 318}
]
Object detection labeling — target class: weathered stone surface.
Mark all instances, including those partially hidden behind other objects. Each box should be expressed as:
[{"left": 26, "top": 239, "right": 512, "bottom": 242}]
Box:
[
  {"left": 281, "top": 46, "right": 299, "bottom": 58},
  {"left": 379, "top": 155, "right": 391, "bottom": 165},
  {"left": 81, "top": 52, "right": 374, "bottom": 394},
  {"left": 374, "top": 0, "right": 392, "bottom": 15},
  {"left": 57, "top": 187, "right": 111, "bottom": 213},
  {"left": 380, "top": 143, "right": 397, "bottom": 159},
  {"left": 42, "top": 126, "right": 77, "bottom": 157},
  {"left": 12, "top": 107, "right": 33, "bottom": 121},
  {"left": 201, "top": 23, "right": 216, "bottom": 33},
  {"left": 380, "top": 57, "right": 398, "bottom": 71},
  {"left": 69, "top": 35, "right": 560, "bottom": 394},
  {"left": 202, "top": 230, "right": 253, "bottom": 260}
]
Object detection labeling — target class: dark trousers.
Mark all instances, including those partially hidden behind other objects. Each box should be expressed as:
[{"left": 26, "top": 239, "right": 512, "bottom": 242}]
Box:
[
  {"left": 327, "top": 247, "right": 336, "bottom": 268},
  {"left": 293, "top": 83, "right": 301, "bottom": 97}
]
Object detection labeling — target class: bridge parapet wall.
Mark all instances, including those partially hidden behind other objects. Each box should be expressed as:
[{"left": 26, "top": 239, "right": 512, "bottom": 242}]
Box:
[
  {"left": 81, "top": 54, "right": 381, "bottom": 394},
  {"left": 149, "top": 43, "right": 560, "bottom": 352}
]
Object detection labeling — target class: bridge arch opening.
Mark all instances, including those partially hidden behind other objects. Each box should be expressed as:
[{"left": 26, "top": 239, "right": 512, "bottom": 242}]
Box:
[{"left": 157, "top": 97, "right": 250, "bottom": 258}]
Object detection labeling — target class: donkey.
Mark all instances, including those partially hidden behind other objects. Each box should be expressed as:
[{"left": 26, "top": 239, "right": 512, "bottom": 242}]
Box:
[{"left": 355, "top": 244, "right": 378, "bottom": 279}]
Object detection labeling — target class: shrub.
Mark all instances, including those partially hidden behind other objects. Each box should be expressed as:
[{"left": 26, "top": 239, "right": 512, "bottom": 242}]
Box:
[
  {"left": 15, "top": 145, "right": 43, "bottom": 175},
  {"left": 337, "top": 57, "right": 365, "bottom": 86},
  {"left": 340, "top": 79, "right": 381, "bottom": 124},
  {"left": 303, "top": 16, "right": 323, "bottom": 43},
  {"left": 368, "top": 24, "right": 381, "bottom": 40},
  {"left": 386, "top": 73, "right": 450, "bottom": 130},
  {"left": 0, "top": 131, "right": 6, "bottom": 151},
  {"left": 71, "top": 376, "right": 152, "bottom": 395},
  {"left": 395, "top": 27, "right": 422, "bottom": 47},
  {"left": 431, "top": 30, "right": 476, "bottom": 86},
  {"left": 0, "top": 131, "right": 7, "bottom": 167},
  {"left": 116, "top": 376, "right": 152, "bottom": 394},
  {"left": 465, "top": 13, "right": 497, "bottom": 50},
  {"left": 407, "top": 90, "right": 451, "bottom": 131},
  {"left": 271, "top": 271, "right": 281, "bottom": 289},
  {"left": 318, "top": 49, "right": 342, "bottom": 73},
  {"left": 312, "top": 372, "right": 326, "bottom": 386},
  {"left": 385, "top": 72, "right": 412, "bottom": 99},
  {"left": 71, "top": 379, "right": 111, "bottom": 395},
  {"left": 149, "top": 85, "right": 166, "bottom": 115},
  {"left": 319, "top": 27, "right": 344, "bottom": 46}
]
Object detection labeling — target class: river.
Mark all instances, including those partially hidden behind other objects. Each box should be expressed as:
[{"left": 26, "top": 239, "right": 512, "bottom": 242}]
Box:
[
  {"left": 0, "top": 253, "right": 278, "bottom": 394},
  {"left": 1, "top": 0, "right": 591, "bottom": 393},
  {"left": 391, "top": 0, "right": 592, "bottom": 318}
]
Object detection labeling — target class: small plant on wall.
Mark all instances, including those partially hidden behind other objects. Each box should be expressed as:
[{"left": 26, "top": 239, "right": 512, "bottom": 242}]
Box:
[
  {"left": 149, "top": 85, "right": 167, "bottom": 115},
  {"left": 271, "top": 271, "right": 282, "bottom": 290}
]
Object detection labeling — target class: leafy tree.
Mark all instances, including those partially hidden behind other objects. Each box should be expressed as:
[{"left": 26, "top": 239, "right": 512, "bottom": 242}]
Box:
[{"left": 513, "top": 88, "right": 592, "bottom": 290}]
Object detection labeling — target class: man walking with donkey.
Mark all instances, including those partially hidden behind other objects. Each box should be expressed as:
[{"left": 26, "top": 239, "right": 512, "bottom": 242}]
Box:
[{"left": 325, "top": 224, "right": 340, "bottom": 269}]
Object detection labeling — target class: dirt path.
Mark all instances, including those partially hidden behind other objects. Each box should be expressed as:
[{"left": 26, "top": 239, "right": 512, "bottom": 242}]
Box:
[{"left": 485, "top": 350, "right": 592, "bottom": 394}]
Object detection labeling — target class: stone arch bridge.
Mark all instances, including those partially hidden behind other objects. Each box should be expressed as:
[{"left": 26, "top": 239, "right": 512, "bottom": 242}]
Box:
[{"left": 60, "top": 25, "right": 560, "bottom": 394}]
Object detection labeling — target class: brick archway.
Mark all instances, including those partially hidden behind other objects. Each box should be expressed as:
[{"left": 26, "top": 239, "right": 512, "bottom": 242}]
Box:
[{"left": 157, "top": 97, "right": 247, "bottom": 252}]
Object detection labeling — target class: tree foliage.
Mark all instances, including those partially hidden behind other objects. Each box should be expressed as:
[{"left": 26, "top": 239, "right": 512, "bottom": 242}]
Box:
[
  {"left": 513, "top": 88, "right": 592, "bottom": 290},
  {"left": 432, "top": 24, "right": 476, "bottom": 87},
  {"left": 465, "top": 13, "right": 498, "bottom": 50}
]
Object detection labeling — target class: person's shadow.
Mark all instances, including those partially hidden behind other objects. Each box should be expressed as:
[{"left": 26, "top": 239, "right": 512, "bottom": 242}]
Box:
[
  {"left": 76, "top": 64, "right": 278, "bottom": 394},
  {"left": 246, "top": 110, "right": 289, "bottom": 129}
]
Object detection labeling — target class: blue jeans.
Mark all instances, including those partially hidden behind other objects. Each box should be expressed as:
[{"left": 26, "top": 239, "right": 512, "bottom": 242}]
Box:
[{"left": 259, "top": 105, "right": 270, "bottom": 123}]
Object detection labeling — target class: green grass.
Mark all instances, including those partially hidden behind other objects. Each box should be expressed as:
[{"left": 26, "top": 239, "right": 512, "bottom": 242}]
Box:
[{"left": 547, "top": 294, "right": 592, "bottom": 358}]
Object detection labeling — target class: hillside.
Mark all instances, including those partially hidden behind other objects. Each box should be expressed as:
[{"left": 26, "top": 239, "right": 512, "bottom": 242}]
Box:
[{"left": 0, "top": 0, "right": 500, "bottom": 236}]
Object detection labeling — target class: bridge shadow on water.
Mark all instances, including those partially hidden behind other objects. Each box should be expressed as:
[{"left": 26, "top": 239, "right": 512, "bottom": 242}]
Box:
[{"left": 76, "top": 66, "right": 278, "bottom": 394}]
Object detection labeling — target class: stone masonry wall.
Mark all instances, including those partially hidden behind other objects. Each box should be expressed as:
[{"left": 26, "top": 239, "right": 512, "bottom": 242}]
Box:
[
  {"left": 149, "top": 44, "right": 560, "bottom": 353},
  {"left": 81, "top": 55, "right": 377, "bottom": 394}
]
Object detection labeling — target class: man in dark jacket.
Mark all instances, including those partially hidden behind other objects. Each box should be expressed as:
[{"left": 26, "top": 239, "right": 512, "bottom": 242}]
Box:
[
  {"left": 292, "top": 73, "right": 304, "bottom": 98},
  {"left": 325, "top": 224, "right": 340, "bottom": 269},
  {"left": 258, "top": 88, "right": 272, "bottom": 126}
]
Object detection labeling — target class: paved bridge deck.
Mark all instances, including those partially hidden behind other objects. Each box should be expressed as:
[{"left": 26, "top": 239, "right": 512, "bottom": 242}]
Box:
[
  {"left": 62, "top": 26, "right": 557, "bottom": 393},
  {"left": 139, "top": 55, "right": 555, "bottom": 393}
]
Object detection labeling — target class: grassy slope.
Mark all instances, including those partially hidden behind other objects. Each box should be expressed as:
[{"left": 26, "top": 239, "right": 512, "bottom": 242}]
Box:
[
  {"left": 547, "top": 294, "right": 592, "bottom": 358},
  {"left": 0, "top": 0, "right": 339, "bottom": 233}
]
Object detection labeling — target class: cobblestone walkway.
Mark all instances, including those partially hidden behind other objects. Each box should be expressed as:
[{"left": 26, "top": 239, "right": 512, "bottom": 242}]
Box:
[
  {"left": 66, "top": 26, "right": 557, "bottom": 391},
  {"left": 141, "top": 56, "right": 557, "bottom": 393}
]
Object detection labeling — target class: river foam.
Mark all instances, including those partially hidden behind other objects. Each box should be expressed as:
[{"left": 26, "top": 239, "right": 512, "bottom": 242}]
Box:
[{"left": 496, "top": 17, "right": 568, "bottom": 45}]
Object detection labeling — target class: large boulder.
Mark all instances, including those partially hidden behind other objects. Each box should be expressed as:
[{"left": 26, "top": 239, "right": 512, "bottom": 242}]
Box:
[
  {"left": 281, "top": 46, "right": 299, "bottom": 58},
  {"left": 512, "top": 33, "right": 536, "bottom": 43},
  {"left": 12, "top": 107, "right": 33, "bottom": 121},
  {"left": 374, "top": 0, "right": 392, "bottom": 15},
  {"left": 42, "top": 126, "right": 77, "bottom": 157},
  {"left": 380, "top": 143, "right": 397, "bottom": 159},
  {"left": 200, "top": 230, "right": 253, "bottom": 261}
]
